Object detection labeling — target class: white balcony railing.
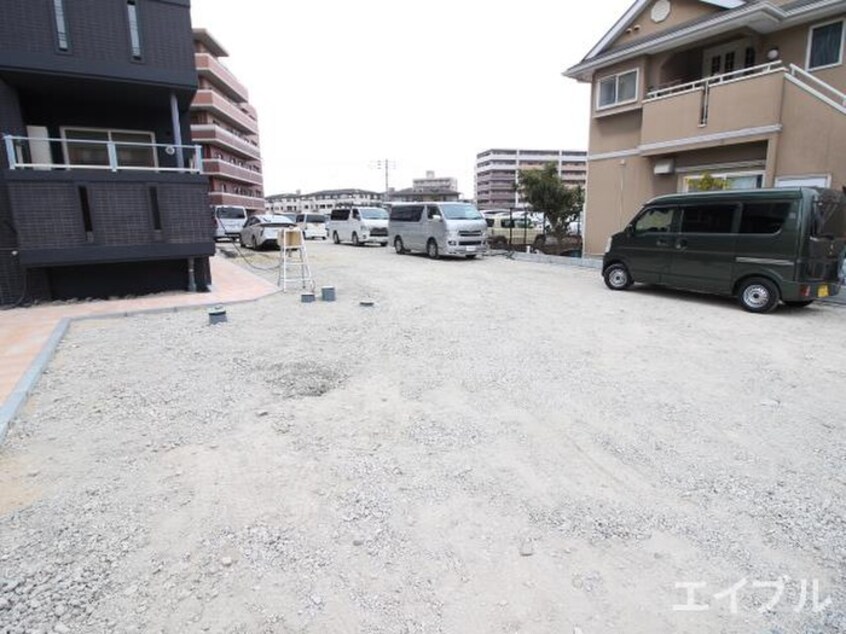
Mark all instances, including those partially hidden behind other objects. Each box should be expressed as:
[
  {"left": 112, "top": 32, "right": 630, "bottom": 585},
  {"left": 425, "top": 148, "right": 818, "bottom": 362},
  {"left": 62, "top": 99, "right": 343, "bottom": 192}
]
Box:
[
  {"left": 645, "top": 61, "right": 785, "bottom": 101},
  {"left": 2, "top": 134, "right": 204, "bottom": 174}
]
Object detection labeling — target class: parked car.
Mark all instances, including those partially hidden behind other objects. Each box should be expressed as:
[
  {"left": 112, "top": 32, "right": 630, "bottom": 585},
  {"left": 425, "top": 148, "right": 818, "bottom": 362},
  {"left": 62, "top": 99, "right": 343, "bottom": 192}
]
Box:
[
  {"left": 389, "top": 202, "right": 488, "bottom": 259},
  {"left": 329, "top": 207, "right": 389, "bottom": 246},
  {"left": 213, "top": 205, "right": 248, "bottom": 240},
  {"left": 239, "top": 214, "right": 296, "bottom": 249},
  {"left": 295, "top": 213, "right": 328, "bottom": 240},
  {"left": 602, "top": 187, "right": 846, "bottom": 313},
  {"left": 486, "top": 214, "right": 544, "bottom": 249}
]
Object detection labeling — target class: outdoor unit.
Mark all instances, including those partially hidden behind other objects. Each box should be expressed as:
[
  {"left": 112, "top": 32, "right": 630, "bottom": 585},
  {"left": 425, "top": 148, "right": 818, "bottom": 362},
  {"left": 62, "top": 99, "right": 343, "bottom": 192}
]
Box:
[{"left": 654, "top": 158, "right": 675, "bottom": 175}]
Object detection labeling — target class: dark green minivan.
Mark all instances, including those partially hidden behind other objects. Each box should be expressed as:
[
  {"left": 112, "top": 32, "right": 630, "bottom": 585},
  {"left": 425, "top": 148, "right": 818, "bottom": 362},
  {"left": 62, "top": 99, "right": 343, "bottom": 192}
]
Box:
[{"left": 602, "top": 188, "right": 845, "bottom": 313}]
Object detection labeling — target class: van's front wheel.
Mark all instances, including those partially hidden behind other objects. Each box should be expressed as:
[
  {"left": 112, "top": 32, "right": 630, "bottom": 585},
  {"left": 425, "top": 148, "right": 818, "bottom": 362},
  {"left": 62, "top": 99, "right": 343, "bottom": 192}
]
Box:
[
  {"left": 738, "top": 277, "right": 780, "bottom": 313},
  {"left": 426, "top": 239, "right": 439, "bottom": 259},
  {"left": 394, "top": 237, "right": 406, "bottom": 254},
  {"left": 352, "top": 232, "right": 361, "bottom": 246},
  {"left": 332, "top": 231, "right": 340, "bottom": 244},
  {"left": 603, "top": 263, "right": 632, "bottom": 290}
]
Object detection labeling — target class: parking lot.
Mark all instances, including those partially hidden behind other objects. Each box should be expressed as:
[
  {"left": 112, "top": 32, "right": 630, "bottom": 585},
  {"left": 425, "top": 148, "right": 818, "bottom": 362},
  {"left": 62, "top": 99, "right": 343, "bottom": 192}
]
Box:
[{"left": 1, "top": 241, "right": 844, "bottom": 633}]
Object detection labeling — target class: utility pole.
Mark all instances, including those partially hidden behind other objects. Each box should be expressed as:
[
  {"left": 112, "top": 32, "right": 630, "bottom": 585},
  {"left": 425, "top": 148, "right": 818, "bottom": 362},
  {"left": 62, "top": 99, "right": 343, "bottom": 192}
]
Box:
[{"left": 374, "top": 159, "right": 395, "bottom": 195}]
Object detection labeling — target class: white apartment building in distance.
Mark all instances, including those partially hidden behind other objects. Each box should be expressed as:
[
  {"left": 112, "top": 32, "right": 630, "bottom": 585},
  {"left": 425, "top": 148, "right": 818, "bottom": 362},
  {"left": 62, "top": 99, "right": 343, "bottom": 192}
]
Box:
[
  {"left": 475, "top": 149, "right": 587, "bottom": 210},
  {"left": 266, "top": 189, "right": 383, "bottom": 215},
  {"left": 412, "top": 171, "right": 458, "bottom": 194}
]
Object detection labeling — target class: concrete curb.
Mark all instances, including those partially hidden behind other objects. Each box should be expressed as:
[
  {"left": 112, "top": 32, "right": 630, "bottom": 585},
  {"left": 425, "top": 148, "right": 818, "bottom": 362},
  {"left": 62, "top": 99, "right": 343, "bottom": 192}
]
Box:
[
  {"left": 493, "top": 250, "right": 603, "bottom": 270},
  {"left": 0, "top": 287, "right": 283, "bottom": 445}
]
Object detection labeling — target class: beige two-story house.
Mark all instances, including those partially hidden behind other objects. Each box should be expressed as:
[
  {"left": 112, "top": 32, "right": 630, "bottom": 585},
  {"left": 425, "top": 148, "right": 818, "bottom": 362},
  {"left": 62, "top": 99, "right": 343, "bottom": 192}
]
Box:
[{"left": 565, "top": 0, "right": 846, "bottom": 256}]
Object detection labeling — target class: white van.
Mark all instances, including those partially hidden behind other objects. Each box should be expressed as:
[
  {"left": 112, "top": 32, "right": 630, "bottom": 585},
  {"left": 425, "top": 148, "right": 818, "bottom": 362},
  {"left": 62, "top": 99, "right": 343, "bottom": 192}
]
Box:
[
  {"left": 329, "top": 207, "right": 389, "bottom": 246},
  {"left": 213, "top": 205, "right": 248, "bottom": 240},
  {"left": 388, "top": 202, "right": 488, "bottom": 259},
  {"left": 295, "top": 213, "right": 328, "bottom": 240}
]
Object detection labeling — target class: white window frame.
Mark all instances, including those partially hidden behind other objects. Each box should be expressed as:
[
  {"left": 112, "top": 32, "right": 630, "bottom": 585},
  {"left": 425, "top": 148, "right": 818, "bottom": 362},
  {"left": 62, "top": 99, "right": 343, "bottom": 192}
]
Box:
[
  {"left": 680, "top": 170, "right": 765, "bottom": 193},
  {"left": 595, "top": 68, "right": 640, "bottom": 111},
  {"left": 60, "top": 126, "right": 158, "bottom": 169},
  {"left": 806, "top": 19, "right": 845, "bottom": 72},
  {"left": 774, "top": 174, "right": 832, "bottom": 188}
]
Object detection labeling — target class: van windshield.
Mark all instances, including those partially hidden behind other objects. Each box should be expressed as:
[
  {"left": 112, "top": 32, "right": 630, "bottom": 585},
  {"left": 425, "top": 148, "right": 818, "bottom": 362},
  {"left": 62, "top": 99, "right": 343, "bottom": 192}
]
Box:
[
  {"left": 440, "top": 203, "right": 483, "bottom": 221},
  {"left": 216, "top": 206, "right": 246, "bottom": 219},
  {"left": 360, "top": 208, "right": 388, "bottom": 220},
  {"left": 812, "top": 190, "right": 846, "bottom": 238}
]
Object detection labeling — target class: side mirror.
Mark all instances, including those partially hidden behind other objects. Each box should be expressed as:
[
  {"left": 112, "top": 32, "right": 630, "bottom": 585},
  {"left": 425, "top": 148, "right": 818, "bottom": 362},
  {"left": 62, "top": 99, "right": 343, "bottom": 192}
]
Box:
[{"left": 432, "top": 214, "right": 442, "bottom": 221}]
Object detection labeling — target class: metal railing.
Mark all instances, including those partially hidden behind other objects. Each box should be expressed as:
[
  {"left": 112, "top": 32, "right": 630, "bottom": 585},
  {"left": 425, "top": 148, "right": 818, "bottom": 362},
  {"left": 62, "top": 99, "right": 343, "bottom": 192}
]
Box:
[
  {"left": 2, "top": 134, "right": 204, "bottom": 174},
  {"left": 645, "top": 61, "right": 785, "bottom": 101},
  {"left": 787, "top": 63, "right": 846, "bottom": 113}
]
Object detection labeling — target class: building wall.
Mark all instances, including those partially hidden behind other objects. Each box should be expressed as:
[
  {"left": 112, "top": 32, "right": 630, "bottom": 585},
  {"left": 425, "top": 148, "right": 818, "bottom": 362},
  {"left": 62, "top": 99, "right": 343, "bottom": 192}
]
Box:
[{"left": 610, "top": 0, "right": 721, "bottom": 51}]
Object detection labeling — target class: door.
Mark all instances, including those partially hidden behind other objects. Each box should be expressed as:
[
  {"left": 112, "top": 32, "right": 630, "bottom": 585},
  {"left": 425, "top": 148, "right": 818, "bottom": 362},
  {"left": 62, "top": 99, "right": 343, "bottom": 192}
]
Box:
[
  {"left": 666, "top": 202, "right": 739, "bottom": 293},
  {"left": 426, "top": 205, "right": 445, "bottom": 249},
  {"left": 405, "top": 205, "right": 426, "bottom": 250},
  {"left": 703, "top": 39, "right": 752, "bottom": 77},
  {"left": 620, "top": 206, "right": 678, "bottom": 284}
]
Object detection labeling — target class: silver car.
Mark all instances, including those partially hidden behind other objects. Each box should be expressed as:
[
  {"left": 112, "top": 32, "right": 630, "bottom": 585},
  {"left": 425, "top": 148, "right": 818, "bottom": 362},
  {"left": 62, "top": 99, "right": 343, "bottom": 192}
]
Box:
[
  {"left": 239, "top": 214, "right": 296, "bottom": 249},
  {"left": 388, "top": 202, "right": 488, "bottom": 259}
]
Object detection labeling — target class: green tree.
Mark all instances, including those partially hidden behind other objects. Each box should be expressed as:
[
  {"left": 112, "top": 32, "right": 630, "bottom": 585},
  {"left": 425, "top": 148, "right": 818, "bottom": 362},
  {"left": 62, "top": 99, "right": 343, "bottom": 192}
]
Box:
[
  {"left": 689, "top": 172, "right": 727, "bottom": 192},
  {"left": 516, "top": 163, "right": 584, "bottom": 250}
]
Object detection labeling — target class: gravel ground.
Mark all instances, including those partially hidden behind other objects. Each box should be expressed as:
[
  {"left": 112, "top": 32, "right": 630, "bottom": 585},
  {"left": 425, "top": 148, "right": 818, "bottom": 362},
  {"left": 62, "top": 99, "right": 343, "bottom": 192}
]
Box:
[{"left": 1, "top": 240, "right": 844, "bottom": 634}]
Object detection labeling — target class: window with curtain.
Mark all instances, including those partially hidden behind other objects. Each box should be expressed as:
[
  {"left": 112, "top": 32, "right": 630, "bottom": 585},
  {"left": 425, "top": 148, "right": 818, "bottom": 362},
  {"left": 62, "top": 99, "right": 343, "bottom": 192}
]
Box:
[{"left": 808, "top": 21, "right": 844, "bottom": 70}]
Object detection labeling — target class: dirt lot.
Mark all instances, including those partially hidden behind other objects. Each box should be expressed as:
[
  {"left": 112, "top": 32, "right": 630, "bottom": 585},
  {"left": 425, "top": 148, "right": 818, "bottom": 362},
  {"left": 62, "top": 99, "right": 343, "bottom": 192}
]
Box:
[{"left": 1, "top": 241, "right": 844, "bottom": 633}]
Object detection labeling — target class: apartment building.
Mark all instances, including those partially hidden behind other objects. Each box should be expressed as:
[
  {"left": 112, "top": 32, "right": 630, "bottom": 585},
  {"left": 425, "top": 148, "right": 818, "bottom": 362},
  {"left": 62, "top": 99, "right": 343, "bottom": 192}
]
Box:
[
  {"left": 191, "top": 29, "right": 263, "bottom": 213},
  {"left": 475, "top": 149, "right": 588, "bottom": 210},
  {"left": 0, "top": 0, "right": 213, "bottom": 305},
  {"left": 565, "top": 0, "right": 846, "bottom": 256},
  {"left": 412, "top": 171, "right": 459, "bottom": 194},
  {"left": 266, "top": 189, "right": 383, "bottom": 215}
]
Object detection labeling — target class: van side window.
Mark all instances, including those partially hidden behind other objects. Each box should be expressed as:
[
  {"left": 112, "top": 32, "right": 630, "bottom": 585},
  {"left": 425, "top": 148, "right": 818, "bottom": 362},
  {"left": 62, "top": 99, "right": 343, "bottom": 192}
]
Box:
[
  {"left": 680, "top": 204, "right": 735, "bottom": 233},
  {"left": 427, "top": 205, "right": 440, "bottom": 219},
  {"left": 352, "top": 210, "right": 360, "bottom": 220},
  {"left": 739, "top": 202, "right": 791, "bottom": 234},
  {"left": 634, "top": 208, "right": 674, "bottom": 233}
]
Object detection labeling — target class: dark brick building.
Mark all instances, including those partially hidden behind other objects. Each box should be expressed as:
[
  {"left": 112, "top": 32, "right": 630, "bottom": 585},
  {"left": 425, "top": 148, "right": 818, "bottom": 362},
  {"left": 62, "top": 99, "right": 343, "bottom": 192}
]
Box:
[{"left": 0, "top": 0, "right": 214, "bottom": 305}]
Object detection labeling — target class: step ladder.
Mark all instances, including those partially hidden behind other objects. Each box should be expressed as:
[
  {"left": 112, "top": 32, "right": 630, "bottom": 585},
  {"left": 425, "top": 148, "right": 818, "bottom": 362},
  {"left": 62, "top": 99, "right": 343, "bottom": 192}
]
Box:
[{"left": 277, "top": 228, "right": 315, "bottom": 292}]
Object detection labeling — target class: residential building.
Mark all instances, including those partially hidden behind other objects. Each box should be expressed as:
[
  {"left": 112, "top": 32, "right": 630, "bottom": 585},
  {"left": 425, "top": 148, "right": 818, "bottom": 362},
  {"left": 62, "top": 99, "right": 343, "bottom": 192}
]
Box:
[
  {"left": 385, "top": 187, "right": 461, "bottom": 203},
  {"left": 565, "top": 0, "right": 846, "bottom": 256},
  {"left": 475, "top": 149, "right": 587, "bottom": 210},
  {"left": 191, "top": 29, "right": 264, "bottom": 213},
  {"left": 0, "top": 0, "right": 213, "bottom": 305},
  {"left": 266, "top": 189, "right": 383, "bottom": 215},
  {"left": 412, "top": 171, "right": 459, "bottom": 194}
]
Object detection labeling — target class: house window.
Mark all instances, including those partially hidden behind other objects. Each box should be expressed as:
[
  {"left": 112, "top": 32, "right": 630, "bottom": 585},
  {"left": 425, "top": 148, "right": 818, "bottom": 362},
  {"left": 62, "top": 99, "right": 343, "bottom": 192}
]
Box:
[
  {"left": 127, "top": 0, "right": 142, "bottom": 60},
  {"left": 682, "top": 171, "right": 764, "bottom": 193},
  {"left": 808, "top": 20, "right": 844, "bottom": 70},
  {"left": 53, "top": 0, "right": 69, "bottom": 51},
  {"left": 596, "top": 69, "right": 639, "bottom": 110},
  {"left": 62, "top": 128, "right": 156, "bottom": 169}
]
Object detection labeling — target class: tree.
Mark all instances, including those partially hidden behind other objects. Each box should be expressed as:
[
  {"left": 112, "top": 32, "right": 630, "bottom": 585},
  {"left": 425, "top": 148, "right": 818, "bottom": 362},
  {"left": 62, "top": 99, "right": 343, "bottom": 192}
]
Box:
[
  {"left": 516, "top": 163, "right": 584, "bottom": 251},
  {"left": 689, "top": 172, "right": 726, "bottom": 192}
]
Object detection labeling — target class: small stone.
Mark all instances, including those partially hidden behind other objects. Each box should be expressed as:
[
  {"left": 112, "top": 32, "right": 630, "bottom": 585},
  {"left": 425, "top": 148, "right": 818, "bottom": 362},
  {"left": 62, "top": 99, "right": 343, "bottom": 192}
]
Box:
[
  {"left": 123, "top": 585, "right": 137, "bottom": 596},
  {"left": 54, "top": 604, "right": 67, "bottom": 616},
  {"left": 0, "top": 597, "right": 9, "bottom": 610},
  {"left": 221, "top": 556, "right": 233, "bottom": 567},
  {"left": 54, "top": 624, "right": 70, "bottom": 634},
  {"left": 256, "top": 410, "right": 269, "bottom": 417},
  {"left": 519, "top": 541, "right": 534, "bottom": 557},
  {"left": 310, "top": 594, "right": 322, "bottom": 606},
  {"left": 352, "top": 538, "right": 364, "bottom": 546},
  {"left": 27, "top": 470, "right": 40, "bottom": 477}
]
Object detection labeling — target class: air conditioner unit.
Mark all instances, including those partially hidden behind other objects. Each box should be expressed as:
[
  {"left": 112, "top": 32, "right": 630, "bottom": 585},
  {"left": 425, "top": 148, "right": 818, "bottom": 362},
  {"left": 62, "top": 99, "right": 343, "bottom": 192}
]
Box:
[{"left": 654, "top": 158, "right": 675, "bottom": 175}]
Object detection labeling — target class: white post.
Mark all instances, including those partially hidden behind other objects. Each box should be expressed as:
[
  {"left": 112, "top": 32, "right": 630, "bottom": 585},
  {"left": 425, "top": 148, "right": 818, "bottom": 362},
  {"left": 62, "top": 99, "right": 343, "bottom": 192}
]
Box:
[
  {"left": 194, "top": 144, "right": 204, "bottom": 174},
  {"left": 3, "top": 135, "right": 16, "bottom": 170},
  {"left": 107, "top": 141, "right": 118, "bottom": 172},
  {"left": 170, "top": 92, "right": 185, "bottom": 170}
]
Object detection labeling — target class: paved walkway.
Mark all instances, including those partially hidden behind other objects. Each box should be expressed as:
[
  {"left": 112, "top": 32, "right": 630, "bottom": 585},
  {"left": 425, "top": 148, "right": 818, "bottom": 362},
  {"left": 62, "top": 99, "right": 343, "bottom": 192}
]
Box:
[{"left": 0, "top": 255, "right": 278, "bottom": 428}]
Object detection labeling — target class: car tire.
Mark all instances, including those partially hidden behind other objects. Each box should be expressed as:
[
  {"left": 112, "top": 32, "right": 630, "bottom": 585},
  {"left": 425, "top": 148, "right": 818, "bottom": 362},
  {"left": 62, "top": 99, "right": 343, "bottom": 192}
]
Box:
[
  {"left": 784, "top": 300, "right": 815, "bottom": 308},
  {"left": 737, "top": 277, "right": 780, "bottom": 313},
  {"left": 332, "top": 231, "right": 340, "bottom": 244},
  {"left": 603, "top": 263, "right": 633, "bottom": 291},
  {"left": 466, "top": 254, "right": 477, "bottom": 260},
  {"left": 394, "top": 237, "right": 405, "bottom": 254},
  {"left": 352, "top": 232, "right": 360, "bottom": 246},
  {"left": 251, "top": 236, "right": 259, "bottom": 250},
  {"left": 426, "top": 239, "right": 439, "bottom": 260},
  {"left": 239, "top": 234, "right": 248, "bottom": 248}
]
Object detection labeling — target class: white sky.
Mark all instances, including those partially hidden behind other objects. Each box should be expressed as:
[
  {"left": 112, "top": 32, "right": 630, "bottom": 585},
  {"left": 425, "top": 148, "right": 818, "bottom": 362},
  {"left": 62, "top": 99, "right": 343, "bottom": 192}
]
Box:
[{"left": 189, "top": 0, "right": 633, "bottom": 198}]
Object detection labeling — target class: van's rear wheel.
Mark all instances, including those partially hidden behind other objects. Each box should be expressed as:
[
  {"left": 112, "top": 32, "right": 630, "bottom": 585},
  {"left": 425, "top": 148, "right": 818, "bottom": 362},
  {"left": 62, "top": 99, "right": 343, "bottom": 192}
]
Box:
[
  {"left": 394, "top": 237, "right": 406, "bottom": 254},
  {"left": 738, "top": 277, "right": 780, "bottom": 313},
  {"left": 352, "top": 232, "right": 360, "bottom": 246},
  {"left": 332, "top": 231, "right": 340, "bottom": 244},
  {"left": 784, "top": 300, "right": 814, "bottom": 308},
  {"left": 426, "top": 239, "right": 439, "bottom": 259},
  {"left": 603, "top": 263, "right": 632, "bottom": 290}
]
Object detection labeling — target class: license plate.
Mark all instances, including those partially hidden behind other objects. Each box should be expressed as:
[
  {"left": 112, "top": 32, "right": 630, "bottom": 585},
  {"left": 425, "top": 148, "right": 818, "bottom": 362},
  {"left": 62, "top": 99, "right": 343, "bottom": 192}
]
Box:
[
  {"left": 818, "top": 286, "right": 829, "bottom": 298},
  {"left": 265, "top": 230, "right": 278, "bottom": 240},
  {"left": 465, "top": 246, "right": 476, "bottom": 252}
]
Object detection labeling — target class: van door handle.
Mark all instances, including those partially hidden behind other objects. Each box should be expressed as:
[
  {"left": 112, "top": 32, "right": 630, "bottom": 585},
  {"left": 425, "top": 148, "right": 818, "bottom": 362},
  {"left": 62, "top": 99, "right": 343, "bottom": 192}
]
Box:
[
  {"left": 676, "top": 239, "right": 688, "bottom": 250},
  {"left": 656, "top": 238, "right": 670, "bottom": 247}
]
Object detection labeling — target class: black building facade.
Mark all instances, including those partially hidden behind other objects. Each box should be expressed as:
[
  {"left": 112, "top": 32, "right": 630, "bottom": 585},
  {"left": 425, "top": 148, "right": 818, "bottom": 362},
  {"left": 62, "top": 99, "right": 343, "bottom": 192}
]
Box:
[{"left": 0, "top": 0, "right": 214, "bottom": 305}]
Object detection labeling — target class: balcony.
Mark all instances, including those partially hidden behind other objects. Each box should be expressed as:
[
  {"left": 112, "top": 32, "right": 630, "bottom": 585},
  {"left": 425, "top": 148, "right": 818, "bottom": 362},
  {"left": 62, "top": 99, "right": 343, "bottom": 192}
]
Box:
[
  {"left": 641, "top": 62, "right": 785, "bottom": 153},
  {"left": 203, "top": 158, "right": 263, "bottom": 186},
  {"left": 3, "top": 135, "right": 203, "bottom": 174},
  {"left": 208, "top": 191, "right": 265, "bottom": 211},
  {"left": 195, "top": 53, "right": 249, "bottom": 102},
  {"left": 191, "top": 124, "right": 261, "bottom": 161},
  {"left": 191, "top": 89, "right": 258, "bottom": 136}
]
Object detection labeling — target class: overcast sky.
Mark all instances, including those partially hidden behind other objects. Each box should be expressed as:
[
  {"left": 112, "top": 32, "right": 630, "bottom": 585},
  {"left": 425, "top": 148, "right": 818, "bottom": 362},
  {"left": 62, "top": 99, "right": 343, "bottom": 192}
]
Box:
[{"left": 189, "top": 0, "right": 633, "bottom": 198}]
